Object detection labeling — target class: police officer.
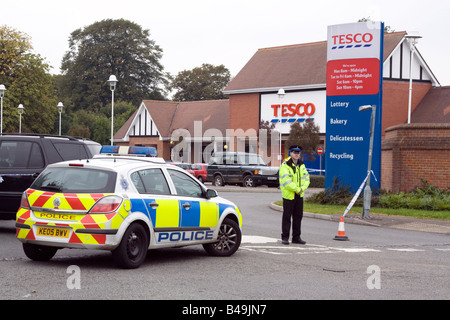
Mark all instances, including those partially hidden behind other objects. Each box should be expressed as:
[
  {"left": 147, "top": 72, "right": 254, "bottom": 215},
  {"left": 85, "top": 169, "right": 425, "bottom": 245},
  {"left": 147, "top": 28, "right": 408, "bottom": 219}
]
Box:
[{"left": 279, "top": 145, "right": 310, "bottom": 245}]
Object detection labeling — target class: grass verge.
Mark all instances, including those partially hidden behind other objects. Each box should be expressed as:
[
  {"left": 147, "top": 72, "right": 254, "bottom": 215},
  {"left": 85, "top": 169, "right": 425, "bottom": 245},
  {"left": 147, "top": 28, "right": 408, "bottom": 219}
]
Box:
[{"left": 273, "top": 201, "right": 450, "bottom": 221}]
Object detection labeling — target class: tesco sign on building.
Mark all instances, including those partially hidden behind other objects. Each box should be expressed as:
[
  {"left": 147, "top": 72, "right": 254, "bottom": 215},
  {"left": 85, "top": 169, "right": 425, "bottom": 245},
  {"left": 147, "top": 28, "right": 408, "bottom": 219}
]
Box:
[{"left": 261, "top": 90, "right": 326, "bottom": 135}]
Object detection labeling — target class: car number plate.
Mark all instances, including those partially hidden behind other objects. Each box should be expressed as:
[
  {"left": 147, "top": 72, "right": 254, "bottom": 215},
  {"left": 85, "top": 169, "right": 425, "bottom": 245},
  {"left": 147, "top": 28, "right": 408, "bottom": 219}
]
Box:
[
  {"left": 267, "top": 177, "right": 277, "bottom": 180},
  {"left": 37, "top": 226, "right": 70, "bottom": 238}
]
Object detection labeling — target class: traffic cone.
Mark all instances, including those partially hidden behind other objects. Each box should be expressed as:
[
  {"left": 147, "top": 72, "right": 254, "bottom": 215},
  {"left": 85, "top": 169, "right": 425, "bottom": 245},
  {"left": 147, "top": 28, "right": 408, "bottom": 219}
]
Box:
[{"left": 333, "top": 216, "right": 349, "bottom": 241}]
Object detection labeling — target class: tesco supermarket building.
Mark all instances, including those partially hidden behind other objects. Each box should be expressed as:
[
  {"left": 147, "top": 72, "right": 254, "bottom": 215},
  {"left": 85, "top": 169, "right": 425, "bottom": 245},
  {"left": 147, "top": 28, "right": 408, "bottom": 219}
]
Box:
[{"left": 114, "top": 30, "right": 449, "bottom": 192}]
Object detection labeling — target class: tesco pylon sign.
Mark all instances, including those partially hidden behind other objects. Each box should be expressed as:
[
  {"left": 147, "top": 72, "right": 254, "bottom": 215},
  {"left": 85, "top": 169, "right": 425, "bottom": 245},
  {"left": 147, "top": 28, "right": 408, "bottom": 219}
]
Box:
[{"left": 325, "top": 21, "right": 384, "bottom": 193}]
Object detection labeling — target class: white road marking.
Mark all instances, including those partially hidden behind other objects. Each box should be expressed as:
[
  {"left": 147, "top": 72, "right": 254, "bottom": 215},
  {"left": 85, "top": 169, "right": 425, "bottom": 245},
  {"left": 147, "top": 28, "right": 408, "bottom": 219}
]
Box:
[
  {"left": 387, "top": 248, "right": 425, "bottom": 252},
  {"left": 241, "top": 235, "right": 446, "bottom": 255},
  {"left": 242, "top": 235, "right": 278, "bottom": 244}
]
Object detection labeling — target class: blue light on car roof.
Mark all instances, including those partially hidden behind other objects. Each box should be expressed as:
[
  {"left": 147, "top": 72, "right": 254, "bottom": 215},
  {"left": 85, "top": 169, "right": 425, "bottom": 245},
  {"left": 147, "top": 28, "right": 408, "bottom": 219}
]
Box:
[
  {"left": 100, "top": 145, "right": 119, "bottom": 154},
  {"left": 129, "top": 146, "right": 158, "bottom": 157},
  {"left": 99, "top": 145, "right": 157, "bottom": 157}
]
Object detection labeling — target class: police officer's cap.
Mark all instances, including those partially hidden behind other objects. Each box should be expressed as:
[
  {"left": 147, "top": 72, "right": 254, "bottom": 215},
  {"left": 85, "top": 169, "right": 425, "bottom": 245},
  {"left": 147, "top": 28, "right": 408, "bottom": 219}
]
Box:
[{"left": 289, "top": 145, "right": 302, "bottom": 152}]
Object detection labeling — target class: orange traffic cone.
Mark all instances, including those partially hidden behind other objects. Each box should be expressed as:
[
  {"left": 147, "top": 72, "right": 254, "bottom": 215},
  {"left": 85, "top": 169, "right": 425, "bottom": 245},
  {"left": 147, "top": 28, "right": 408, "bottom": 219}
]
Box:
[{"left": 333, "top": 216, "right": 349, "bottom": 241}]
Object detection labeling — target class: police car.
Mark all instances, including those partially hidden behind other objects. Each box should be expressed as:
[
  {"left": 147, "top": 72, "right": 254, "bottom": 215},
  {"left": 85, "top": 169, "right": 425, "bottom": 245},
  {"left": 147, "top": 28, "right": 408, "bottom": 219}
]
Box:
[{"left": 16, "top": 146, "right": 242, "bottom": 269}]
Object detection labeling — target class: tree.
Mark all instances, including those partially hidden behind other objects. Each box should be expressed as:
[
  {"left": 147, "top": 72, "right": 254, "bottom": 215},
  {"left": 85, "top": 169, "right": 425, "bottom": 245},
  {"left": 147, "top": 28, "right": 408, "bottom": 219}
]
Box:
[
  {"left": 63, "top": 101, "right": 136, "bottom": 145},
  {"left": 286, "top": 119, "right": 321, "bottom": 162},
  {"left": 59, "top": 19, "right": 170, "bottom": 113},
  {"left": 358, "top": 17, "right": 394, "bottom": 33},
  {"left": 0, "top": 25, "right": 32, "bottom": 77},
  {"left": 171, "top": 64, "right": 230, "bottom": 101},
  {"left": 0, "top": 25, "right": 57, "bottom": 133}
]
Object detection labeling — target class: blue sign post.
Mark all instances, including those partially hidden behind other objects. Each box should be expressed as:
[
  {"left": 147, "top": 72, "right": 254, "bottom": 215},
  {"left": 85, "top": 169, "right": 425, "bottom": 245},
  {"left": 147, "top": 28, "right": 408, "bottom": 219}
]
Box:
[{"left": 325, "top": 22, "right": 384, "bottom": 192}]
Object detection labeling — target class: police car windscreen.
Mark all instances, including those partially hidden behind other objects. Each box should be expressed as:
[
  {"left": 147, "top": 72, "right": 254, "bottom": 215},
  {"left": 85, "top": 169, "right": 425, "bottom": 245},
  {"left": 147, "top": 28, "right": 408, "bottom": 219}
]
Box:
[{"left": 31, "top": 168, "right": 116, "bottom": 193}]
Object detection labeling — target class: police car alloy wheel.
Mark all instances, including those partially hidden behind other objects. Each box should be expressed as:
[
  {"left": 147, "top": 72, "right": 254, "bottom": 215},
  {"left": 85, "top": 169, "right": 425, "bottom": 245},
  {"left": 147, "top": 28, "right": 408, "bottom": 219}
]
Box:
[{"left": 203, "top": 218, "right": 241, "bottom": 257}]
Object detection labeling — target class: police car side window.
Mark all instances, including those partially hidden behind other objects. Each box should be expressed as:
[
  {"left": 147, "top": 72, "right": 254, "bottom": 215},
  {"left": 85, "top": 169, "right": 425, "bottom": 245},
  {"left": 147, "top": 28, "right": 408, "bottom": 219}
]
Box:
[
  {"left": 130, "top": 172, "right": 145, "bottom": 193},
  {"left": 167, "top": 169, "right": 203, "bottom": 198},
  {"left": 131, "top": 169, "right": 170, "bottom": 195}
]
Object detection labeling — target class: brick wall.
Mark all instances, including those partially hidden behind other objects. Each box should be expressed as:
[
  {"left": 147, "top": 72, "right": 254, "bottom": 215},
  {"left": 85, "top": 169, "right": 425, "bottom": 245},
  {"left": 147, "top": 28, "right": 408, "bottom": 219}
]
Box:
[
  {"left": 117, "top": 137, "right": 171, "bottom": 160},
  {"left": 229, "top": 93, "right": 260, "bottom": 133},
  {"left": 381, "top": 81, "right": 431, "bottom": 136},
  {"left": 381, "top": 123, "right": 450, "bottom": 192}
]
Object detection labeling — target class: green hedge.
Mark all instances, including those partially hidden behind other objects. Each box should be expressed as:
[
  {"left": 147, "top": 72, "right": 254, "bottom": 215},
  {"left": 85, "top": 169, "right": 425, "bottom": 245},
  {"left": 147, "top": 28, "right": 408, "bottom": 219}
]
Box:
[
  {"left": 309, "top": 175, "right": 325, "bottom": 188},
  {"left": 307, "top": 178, "right": 450, "bottom": 211}
]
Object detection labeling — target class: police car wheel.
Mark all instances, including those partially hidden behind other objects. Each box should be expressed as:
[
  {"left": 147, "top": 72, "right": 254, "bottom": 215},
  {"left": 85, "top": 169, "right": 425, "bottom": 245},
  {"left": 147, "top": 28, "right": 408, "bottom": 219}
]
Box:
[
  {"left": 23, "top": 243, "right": 58, "bottom": 261},
  {"left": 112, "top": 223, "right": 149, "bottom": 269},
  {"left": 203, "top": 218, "right": 241, "bottom": 257}
]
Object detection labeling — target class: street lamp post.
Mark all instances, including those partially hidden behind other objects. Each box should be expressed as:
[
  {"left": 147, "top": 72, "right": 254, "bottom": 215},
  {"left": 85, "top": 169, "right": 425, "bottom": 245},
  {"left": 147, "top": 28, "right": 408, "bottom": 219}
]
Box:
[
  {"left": 57, "top": 102, "right": 64, "bottom": 136},
  {"left": 277, "top": 88, "right": 285, "bottom": 165},
  {"left": 0, "top": 84, "right": 6, "bottom": 135},
  {"left": 18, "top": 104, "right": 24, "bottom": 133},
  {"left": 359, "top": 104, "right": 376, "bottom": 218},
  {"left": 107, "top": 75, "right": 118, "bottom": 146}
]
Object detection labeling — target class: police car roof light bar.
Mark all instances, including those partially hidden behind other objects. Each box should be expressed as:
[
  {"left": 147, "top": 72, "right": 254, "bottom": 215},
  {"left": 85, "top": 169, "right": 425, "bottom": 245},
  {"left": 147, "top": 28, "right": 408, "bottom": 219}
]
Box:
[
  {"left": 128, "top": 146, "right": 158, "bottom": 157},
  {"left": 100, "top": 145, "right": 119, "bottom": 154},
  {"left": 100, "top": 145, "right": 157, "bottom": 157}
]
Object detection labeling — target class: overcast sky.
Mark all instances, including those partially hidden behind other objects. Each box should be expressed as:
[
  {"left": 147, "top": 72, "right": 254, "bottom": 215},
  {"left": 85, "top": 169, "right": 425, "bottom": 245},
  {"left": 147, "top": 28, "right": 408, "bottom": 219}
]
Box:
[{"left": 3, "top": 0, "right": 450, "bottom": 86}]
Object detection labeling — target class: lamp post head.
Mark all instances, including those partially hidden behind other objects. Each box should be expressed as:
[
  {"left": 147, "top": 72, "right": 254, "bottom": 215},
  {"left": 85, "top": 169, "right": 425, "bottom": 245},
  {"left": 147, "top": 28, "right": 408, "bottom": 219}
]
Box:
[
  {"left": 359, "top": 105, "right": 373, "bottom": 112},
  {"left": 405, "top": 32, "right": 422, "bottom": 46},
  {"left": 18, "top": 104, "right": 24, "bottom": 114},
  {"left": 0, "top": 84, "right": 6, "bottom": 98},
  {"left": 107, "top": 75, "right": 118, "bottom": 91},
  {"left": 405, "top": 31, "right": 422, "bottom": 40},
  {"left": 57, "top": 102, "right": 64, "bottom": 113}
]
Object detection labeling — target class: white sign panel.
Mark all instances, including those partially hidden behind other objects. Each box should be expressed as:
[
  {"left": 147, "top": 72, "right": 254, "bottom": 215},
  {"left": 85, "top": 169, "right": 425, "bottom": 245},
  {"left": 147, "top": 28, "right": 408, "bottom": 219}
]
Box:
[
  {"left": 327, "top": 21, "right": 383, "bottom": 61},
  {"left": 260, "top": 91, "right": 326, "bottom": 134}
]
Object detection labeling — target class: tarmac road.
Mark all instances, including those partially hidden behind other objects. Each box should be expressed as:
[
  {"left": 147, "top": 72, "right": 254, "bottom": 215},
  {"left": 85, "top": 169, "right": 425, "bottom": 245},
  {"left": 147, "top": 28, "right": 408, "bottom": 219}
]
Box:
[{"left": 208, "top": 183, "right": 450, "bottom": 235}]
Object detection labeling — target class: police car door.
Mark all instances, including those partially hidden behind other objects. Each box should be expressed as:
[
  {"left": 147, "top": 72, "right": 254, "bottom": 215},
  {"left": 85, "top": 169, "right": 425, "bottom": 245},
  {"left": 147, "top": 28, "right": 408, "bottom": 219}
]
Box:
[
  {"left": 166, "top": 168, "right": 218, "bottom": 244},
  {"left": 130, "top": 168, "right": 180, "bottom": 244}
]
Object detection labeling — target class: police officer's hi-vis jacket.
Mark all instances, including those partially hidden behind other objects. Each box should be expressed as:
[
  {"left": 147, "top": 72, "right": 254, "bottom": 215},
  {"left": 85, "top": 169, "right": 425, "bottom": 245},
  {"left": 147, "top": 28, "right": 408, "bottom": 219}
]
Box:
[{"left": 279, "top": 157, "right": 310, "bottom": 200}]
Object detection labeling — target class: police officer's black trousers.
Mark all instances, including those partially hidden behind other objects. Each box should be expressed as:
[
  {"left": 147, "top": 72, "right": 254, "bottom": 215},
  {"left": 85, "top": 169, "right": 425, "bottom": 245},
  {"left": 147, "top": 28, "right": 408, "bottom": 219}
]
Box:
[{"left": 282, "top": 194, "right": 303, "bottom": 241}]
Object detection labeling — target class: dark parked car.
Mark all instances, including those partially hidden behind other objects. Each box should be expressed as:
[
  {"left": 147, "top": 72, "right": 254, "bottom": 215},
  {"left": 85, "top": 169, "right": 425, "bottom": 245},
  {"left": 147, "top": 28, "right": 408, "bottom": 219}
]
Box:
[
  {"left": 207, "top": 152, "right": 279, "bottom": 187},
  {"left": 0, "top": 134, "right": 100, "bottom": 219}
]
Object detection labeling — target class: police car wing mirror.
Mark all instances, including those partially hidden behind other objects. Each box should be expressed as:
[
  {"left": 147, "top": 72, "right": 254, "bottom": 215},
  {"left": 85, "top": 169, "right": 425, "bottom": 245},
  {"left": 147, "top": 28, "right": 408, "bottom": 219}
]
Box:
[{"left": 205, "top": 189, "right": 218, "bottom": 199}]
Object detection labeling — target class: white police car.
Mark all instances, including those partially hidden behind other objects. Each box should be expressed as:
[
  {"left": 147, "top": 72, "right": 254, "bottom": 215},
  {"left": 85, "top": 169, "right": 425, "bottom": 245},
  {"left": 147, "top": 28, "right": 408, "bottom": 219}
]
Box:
[{"left": 16, "top": 146, "right": 242, "bottom": 268}]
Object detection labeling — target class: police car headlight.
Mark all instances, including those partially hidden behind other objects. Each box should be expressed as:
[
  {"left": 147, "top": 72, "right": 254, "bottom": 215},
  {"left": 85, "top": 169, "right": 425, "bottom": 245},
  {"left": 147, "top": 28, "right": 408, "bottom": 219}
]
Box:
[{"left": 89, "top": 195, "right": 123, "bottom": 214}]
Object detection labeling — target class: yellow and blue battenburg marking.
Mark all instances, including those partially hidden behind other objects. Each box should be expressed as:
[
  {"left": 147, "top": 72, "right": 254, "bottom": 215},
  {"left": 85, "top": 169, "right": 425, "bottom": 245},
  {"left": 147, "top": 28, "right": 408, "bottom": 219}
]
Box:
[
  {"left": 133, "top": 198, "right": 219, "bottom": 228},
  {"left": 129, "top": 198, "right": 241, "bottom": 243}
]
